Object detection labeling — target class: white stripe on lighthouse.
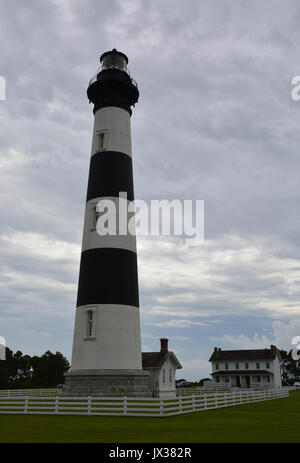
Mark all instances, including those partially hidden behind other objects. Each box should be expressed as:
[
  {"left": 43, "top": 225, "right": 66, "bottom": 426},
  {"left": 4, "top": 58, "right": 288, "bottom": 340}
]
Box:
[
  {"left": 71, "top": 304, "right": 142, "bottom": 370},
  {"left": 81, "top": 196, "right": 136, "bottom": 253},
  {"left": 91, "top": 106, "right": 132, "bottom": 158}
]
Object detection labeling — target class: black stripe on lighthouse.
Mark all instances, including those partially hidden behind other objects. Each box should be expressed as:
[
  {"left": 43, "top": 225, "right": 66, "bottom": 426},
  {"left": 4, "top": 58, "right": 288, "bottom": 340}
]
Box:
[
  {"left": 86, "top": 151, "right": 134, "bottom": 202},
  {"left": 76, "top": 248, "right": 139, "bottom": 308}
]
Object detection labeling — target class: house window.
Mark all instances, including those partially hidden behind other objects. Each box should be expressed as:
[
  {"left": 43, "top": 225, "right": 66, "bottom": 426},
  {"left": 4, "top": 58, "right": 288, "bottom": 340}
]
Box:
[
  {"left": 245, "top": 363, "right": 249, "bottom": 369},
  {"left": 97, "top": 130, "right": 108, "bottom": 151},
  {"left": 162, "top": 369, "right": 165, "bottom": 384},
  {"left": 225, "top": 363, "right": 229, "bottom": 370},
  {"left": 216, "top": 376, "right": 220, "bottom": 383},
  {"left": 256, "top": 363, "right": 260, "bottom": 369},
  {"left": 169, "top": 369, "right": 172, "bottom": 383},
  {"left": 215, "top": 363, "right": 219, "bottom": 370},
  {"left": 235, "top": 363, "right": 239, "bottom": 370},
  {"left": 266, "top": 362, "right": 270, "bottom": 369},
  {"left": 257, "top": 376, "right": 261, "bottom": 383},
  {"left": 267, "top": 375, "right": 270, "bottom": 382},
  {"left": 87, "top": 310, "right": 93, "bottom": 337},
  {"left": 225, "top": 376, "right": 230, "bottom": 383}
]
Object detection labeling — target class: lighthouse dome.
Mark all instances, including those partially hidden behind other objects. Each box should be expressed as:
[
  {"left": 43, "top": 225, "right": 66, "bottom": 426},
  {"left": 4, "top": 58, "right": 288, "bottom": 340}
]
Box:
[{"left": 100, "top": 49, "right": 129, "bottom": 72}]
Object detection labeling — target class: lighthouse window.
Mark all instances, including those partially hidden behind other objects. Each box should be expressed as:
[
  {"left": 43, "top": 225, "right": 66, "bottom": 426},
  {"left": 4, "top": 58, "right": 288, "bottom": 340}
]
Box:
[
  {"left": 169, "top": 369, "right": 172, "bottom": 383},
  {"left": 87, "top": 310, "right": 93, "bottom": 337},
  {"left": 162, "top": 369, "right": 165, "bottom": 383},
  {"left": 97, "top": 130, "right": 108, "bottom": 151},
  {"left": 99, "top": 133, "right": 105, "bottom": 149},
  {"left": 91, "top": 205, "right": 101, "bottom": 231}
]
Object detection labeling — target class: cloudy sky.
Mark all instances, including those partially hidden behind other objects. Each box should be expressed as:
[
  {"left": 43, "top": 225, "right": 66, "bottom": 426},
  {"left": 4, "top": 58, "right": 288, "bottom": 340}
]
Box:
[{"left": 1, "top": 0, "right": 300, "bottom": 380}]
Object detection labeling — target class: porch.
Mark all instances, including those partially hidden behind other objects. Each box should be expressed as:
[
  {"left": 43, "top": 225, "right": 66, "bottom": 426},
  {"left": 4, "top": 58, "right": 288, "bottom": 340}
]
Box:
[{"left": 212, "top": 369, "right": 274, "bottom": 389}]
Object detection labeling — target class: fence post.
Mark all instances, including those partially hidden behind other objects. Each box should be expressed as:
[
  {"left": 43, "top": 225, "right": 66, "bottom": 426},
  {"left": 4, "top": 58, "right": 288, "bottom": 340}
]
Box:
[
  {"left": 179, "top": 395, "right": 182, "bottom": 414},
  {"left": 55, "top": 396, "right": 59, "bottom": 414},
  {"left": 123, "top": 396, "right": 127, "bottom": 415},
  {"left": 8, "top": 390, "right": 10, "bottom": 397},
  {"left": 192, "top": 394, "right": 195, "bottom": 412},
  {"left": 160, "top": 398, "right": 164, "bottom": 416},
  {"left": 88, "top": 396, "right": 91, "bottom": 415},
  {"left": 24, "top": 396, "right": 28, "bottom": 414},
  {"left": 224, "top": 392, "right": 227, "bottom": 407},
  {"left": 203, "top": 393, "right": 207, "bottom": 409}
]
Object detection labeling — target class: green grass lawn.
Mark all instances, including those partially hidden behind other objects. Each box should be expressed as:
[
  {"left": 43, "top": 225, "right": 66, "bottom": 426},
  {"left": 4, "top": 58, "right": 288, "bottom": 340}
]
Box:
[{"left": 0, "top": 391, "right": 298, "bottom": 443}]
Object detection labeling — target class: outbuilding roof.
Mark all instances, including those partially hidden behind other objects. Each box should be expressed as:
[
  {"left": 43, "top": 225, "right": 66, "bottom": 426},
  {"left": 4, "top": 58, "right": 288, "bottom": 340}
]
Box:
[{"left": 142, "top": 351, "right": 182, "bottom": 369}]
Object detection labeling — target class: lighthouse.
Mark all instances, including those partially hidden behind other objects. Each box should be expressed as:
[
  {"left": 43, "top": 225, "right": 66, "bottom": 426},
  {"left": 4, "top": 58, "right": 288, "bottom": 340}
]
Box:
[{"left": 63, "top": 49, "right": 150, "bottom": 396}]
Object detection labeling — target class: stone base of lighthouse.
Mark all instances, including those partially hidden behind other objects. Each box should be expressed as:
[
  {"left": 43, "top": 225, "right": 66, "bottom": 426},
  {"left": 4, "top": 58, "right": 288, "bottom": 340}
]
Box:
[{"left": 61, "top": 369, "right": 151, "bottom": 397}]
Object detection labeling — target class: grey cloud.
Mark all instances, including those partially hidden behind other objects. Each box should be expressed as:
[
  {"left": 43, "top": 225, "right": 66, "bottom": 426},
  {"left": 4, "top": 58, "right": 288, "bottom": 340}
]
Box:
[{"left": 0, "top": 0, "right": 300, "bottom": 378}]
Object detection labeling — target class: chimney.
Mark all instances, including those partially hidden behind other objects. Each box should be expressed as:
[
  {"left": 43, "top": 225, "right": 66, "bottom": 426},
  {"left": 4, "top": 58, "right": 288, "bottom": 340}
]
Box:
[
  {"left": 214, "top": 346, "right": 220, "bottom": 358},
  {"left": 160, "top": 338, "right": 169, "bottom": 353}
]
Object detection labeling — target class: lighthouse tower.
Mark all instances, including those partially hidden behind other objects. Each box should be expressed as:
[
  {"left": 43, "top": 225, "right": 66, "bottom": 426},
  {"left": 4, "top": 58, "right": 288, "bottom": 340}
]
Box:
[{"left": 63, "top": 49, "right": 150, "bottom": 396}]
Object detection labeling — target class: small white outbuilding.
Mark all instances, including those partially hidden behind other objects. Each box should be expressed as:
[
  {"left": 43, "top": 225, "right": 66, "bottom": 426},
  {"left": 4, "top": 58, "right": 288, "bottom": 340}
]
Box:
[{"left": 142, "top": 338, "right": 182, "bottom": 398}]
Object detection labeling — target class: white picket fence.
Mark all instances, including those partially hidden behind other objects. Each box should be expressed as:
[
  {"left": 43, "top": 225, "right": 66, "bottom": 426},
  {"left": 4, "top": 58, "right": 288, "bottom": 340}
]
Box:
[
  {"left": 178, "top": 386, "right": 231, "bottom": 394},
  {"left": 0, "top": 389, "right": 58, "bottom": 397},
  {"left": 283, "top": 385, "right": 300, "bottom": 391},
  {"left": 0, "top": 388, "right": 288, "bottom": 417}
]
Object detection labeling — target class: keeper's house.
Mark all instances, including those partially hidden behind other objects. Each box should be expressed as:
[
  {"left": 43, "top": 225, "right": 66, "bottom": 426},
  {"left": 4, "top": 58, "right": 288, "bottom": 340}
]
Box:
[
  {"left": 209, "top": 345, "right": 282, "bottom": 389},
  {"left": 142, "top": 338, "right": 182, "bottom": 398}
]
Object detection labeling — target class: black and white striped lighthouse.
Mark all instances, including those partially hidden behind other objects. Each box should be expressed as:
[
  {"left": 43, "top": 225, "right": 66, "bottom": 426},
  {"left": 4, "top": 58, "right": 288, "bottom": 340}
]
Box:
[{"left": 63, "top": 49, "right": 150, "bottom": 396}]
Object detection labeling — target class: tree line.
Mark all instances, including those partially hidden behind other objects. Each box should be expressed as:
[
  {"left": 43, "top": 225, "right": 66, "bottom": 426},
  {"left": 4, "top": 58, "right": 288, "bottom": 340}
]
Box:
[{"left": 0, "top": 347, "right": 70, "bottom": 389}]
